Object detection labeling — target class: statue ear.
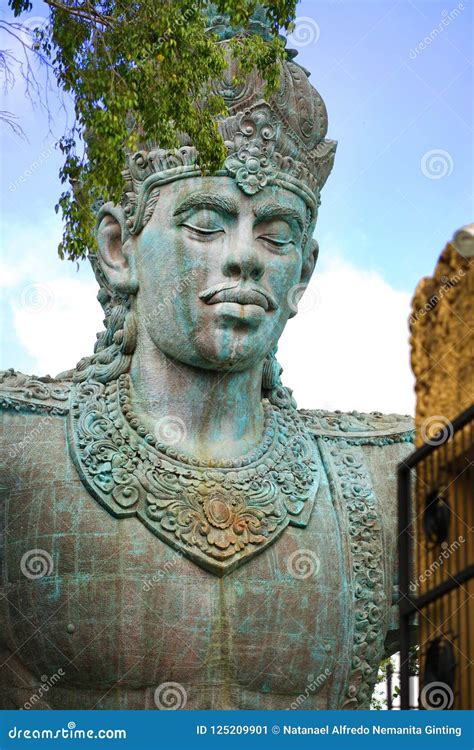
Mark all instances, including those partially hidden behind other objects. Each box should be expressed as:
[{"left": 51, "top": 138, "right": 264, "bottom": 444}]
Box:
[
  {"left": 300, "top": 238, "right": 319, "bottom": 286},
  {"left": 96, "top": 203, "right": 138, "bottom": 294},
  {"left": 288, "top": 239, "right": 319, "bottom": 319}
]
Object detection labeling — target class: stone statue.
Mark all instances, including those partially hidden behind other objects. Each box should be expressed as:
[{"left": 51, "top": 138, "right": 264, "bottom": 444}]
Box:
[{"left": 0, "top": 11, "right": 414, "bottom": 710}]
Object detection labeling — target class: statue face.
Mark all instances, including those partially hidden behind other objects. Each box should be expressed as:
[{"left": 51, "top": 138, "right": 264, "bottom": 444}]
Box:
[{"left": 127, "top": 176, "right": 315, "bottom": 371}]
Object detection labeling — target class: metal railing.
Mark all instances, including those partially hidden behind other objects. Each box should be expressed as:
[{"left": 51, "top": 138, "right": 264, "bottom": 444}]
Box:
[{"left": 398, "top": 404, "right": 474, "bottom": 710}]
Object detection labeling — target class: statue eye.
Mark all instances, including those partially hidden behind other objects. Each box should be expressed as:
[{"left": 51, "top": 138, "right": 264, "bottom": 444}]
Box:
[
  {"left": 258, "top": 235, "right": 294, "bottom": 254},
  {"left": 256, "top": 219, "right": 299, "bottom": 253},
  {"left": 181, "top": 222, "right": 224, "bottom": 238},
  {"left": 178, "top": 210, "right": 225, "bottom": 240}
]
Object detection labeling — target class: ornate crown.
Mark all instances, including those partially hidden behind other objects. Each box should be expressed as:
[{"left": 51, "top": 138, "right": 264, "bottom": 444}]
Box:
[{"left": 120, "top": 11, "right": 337, "bottom": 235}]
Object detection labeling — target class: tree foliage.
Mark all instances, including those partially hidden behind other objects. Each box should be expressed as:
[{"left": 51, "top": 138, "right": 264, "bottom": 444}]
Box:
[{"left": 7, "top": 0, "right": 298, "bottom": 260}]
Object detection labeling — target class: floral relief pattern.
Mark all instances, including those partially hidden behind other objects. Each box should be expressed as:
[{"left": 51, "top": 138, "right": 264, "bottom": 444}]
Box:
[
  {"left": 0, "top": 369, "right": 71, "bottom": 415},
  {"left": 223, "top": 108, "right": 278, "bottom": 195},
  {"left": 317, "top": 437, "right": 388, "bottom": 709}
]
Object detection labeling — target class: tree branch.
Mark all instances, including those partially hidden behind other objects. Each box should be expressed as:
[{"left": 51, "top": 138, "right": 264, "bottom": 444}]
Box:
[{"left": 43, "top": 0, "right": 112, "bottom": 27}]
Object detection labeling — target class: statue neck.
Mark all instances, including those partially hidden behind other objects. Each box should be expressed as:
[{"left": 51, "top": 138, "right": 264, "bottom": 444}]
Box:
[{"left": 129, "top": 337, "right": 265, "bottom": 462}]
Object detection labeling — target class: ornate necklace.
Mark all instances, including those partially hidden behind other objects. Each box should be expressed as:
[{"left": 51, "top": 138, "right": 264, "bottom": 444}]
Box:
[
  {"left": 69, "top": 375, "right": 321, "bottom": 575},
  {"left": 118, "top": 374, "right": 276, "bottom": 468}
]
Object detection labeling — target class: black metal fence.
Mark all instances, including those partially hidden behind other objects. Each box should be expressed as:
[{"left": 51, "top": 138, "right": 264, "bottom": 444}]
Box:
[{"left": 397, "top": 404, "right": 474, "bottom": 710}]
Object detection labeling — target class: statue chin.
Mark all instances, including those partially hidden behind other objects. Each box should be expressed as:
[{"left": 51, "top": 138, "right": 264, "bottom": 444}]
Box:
[{"left": 144, "top": 313, "right": 280, "bottom": 373}]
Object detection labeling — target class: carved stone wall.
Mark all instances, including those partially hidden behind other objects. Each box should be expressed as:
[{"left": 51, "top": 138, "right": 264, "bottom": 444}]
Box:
[{"left": 410, "top": 224, "right": 473, "bottom": 446}]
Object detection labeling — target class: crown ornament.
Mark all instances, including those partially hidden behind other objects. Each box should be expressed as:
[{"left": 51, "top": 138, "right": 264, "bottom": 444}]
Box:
[{"left": 119, "top": 10, "right": 337, "bottom": 235}]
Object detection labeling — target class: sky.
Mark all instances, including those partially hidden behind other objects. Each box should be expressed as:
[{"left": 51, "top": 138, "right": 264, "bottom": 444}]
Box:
[{"left": 0, "top": 0, "right": 472, "bottom": 415}]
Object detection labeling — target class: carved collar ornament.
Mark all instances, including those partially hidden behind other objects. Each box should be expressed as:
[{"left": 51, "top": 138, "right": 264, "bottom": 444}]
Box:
[
  {"left": 119, "top": 53, "right": 337, "bottom": 235},
  {"left": 68, "top": 375, "right": 321, "bottom": 575}
]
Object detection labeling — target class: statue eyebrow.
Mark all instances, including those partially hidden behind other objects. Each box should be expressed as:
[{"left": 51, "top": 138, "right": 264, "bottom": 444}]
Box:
[
  {"left": 173, "top": 193, "right": 239, "bottom": 217},
  {"left": 253, "top": 203, "right": 304, "bottom": 232}
]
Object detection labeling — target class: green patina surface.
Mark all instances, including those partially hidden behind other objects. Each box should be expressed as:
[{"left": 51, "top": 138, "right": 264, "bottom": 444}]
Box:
[{"left": 0, "top": 7, "right": 415, "bottom": 710}]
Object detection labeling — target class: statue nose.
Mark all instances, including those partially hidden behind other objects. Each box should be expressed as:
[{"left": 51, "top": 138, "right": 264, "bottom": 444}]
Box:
[{"left": 222, "top": 247, "right": 264, "bottom": 282}]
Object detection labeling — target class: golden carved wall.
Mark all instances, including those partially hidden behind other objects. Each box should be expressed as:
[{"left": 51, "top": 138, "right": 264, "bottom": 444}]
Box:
[{"left": 410, "top": 224, "right": 473, "bottom": 445}]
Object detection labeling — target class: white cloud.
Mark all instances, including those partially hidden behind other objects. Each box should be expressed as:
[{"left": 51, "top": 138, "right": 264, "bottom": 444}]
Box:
[
  {"left": 1, "top": 215, "right": 103, "bottom": 376},
  {"left": 12, "top": 277, "right": 102, "bottom": 376},
  {"left": 278, "top": 255, "right": 415, "bottom": 415}
]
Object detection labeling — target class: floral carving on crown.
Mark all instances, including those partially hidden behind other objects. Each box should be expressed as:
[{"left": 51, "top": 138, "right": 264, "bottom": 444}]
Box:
[{"left": 223, "top": 108, "right": 278, "bottom": 195}]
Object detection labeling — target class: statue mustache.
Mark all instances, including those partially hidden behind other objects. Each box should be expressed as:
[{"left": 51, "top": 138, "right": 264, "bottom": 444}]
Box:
[{"left": 198, "top": 282, "right": 278, "bottom": 312}]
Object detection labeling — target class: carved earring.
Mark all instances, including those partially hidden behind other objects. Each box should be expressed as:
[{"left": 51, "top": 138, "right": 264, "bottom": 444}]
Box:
[{"left": 262, "top": 347, "right": 283, "bottom": 391}]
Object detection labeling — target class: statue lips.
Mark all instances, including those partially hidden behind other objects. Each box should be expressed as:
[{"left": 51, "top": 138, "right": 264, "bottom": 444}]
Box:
[{"left": 198, "top": 283, "right": 278, "bottom": 312}]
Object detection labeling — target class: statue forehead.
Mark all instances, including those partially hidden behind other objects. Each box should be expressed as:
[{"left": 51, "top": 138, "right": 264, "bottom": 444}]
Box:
[{"left": 153, "top": 176, "right": 308, "bottom": 218}]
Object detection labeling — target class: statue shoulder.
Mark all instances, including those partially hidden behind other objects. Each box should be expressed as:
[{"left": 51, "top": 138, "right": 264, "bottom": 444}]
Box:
[
  {"left": 298, "top": 407, "right": 415, "bottom": 446},
  {"left": 0, "top": 368, "right": 72, "bottom": 416}
]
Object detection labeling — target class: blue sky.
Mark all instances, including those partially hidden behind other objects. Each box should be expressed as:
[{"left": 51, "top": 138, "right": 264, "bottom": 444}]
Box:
[
  {"left": 295, "top": 0, "right": 472, "bottom": 288},
  {"left": 1, "top": 0, "right": 472, "bottom": 413}
]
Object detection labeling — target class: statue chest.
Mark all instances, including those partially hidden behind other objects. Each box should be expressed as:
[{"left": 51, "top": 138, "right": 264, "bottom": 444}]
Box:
[
  {"left": 1, "top": 410, "right": 390, "bottom": 709},
  {"left": 2, "top": 463, "right": 344, "bottom": 709}
]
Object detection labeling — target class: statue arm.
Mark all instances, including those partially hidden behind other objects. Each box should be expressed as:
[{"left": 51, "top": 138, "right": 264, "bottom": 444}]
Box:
[
  {"left": 299, "top": 408, "right": 416, "bottom": 659},
  {"left": 362, "top": 438, "right": 417, "bottom": 658}
]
